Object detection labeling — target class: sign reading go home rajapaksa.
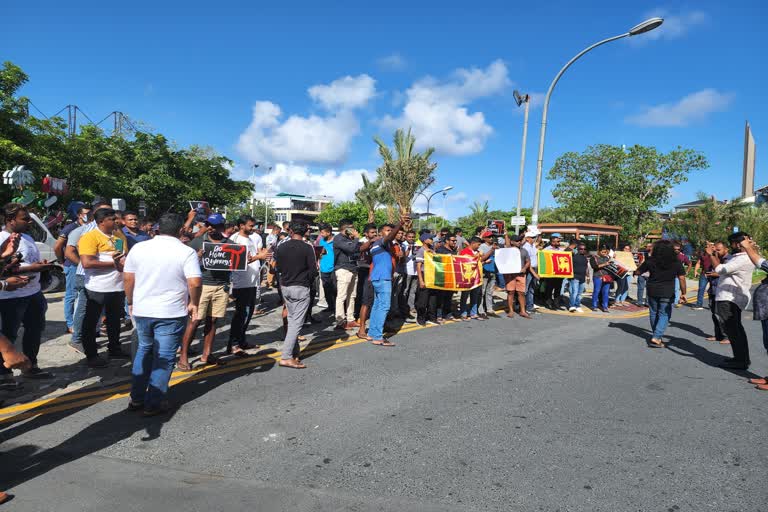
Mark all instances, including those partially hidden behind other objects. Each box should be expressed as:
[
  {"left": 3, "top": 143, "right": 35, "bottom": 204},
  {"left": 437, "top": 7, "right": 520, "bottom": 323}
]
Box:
[
  {"left": 424, "top": 251, "right": 482, "bottom": 291},
  {"left": 537, "top": 250, "right": 574, "bottom": 278},
  {"left": 202, "top": 242, "right": 248, "bottom": 271}
]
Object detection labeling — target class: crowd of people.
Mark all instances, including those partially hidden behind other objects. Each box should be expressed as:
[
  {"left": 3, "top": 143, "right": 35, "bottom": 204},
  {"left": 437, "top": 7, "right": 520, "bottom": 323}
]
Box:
[{"left": 0, "top": 201, "right": 766, "bottom": 426}]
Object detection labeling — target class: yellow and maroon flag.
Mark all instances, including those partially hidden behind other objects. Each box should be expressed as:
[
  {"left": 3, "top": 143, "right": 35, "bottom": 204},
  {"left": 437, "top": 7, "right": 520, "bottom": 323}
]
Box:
[
  {"left": 424, "top": 251, "right": 482, "bottom": 291},
  {"left": 537, "top": 250, "right": 574, "bottom": 278}
]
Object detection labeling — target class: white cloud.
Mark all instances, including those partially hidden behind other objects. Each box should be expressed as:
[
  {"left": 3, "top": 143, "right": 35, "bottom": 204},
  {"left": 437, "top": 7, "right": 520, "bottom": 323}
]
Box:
[
  {"left": 380, "top": 60, "right": 511, "bottom": 156},
  {"left": 254, "top": 163, "right": 375, "bottom": 202},
  {"left": 308, "top": 74, "right": 376, "bottom": 110},
  {"left": 625, "top": 89, "right": 733, "bottom": 127},
  {"left": 237, "top": 101, "right": 359, "bottom": 165},
  {"left": 377, "top": 53, "right": 406, "bottom": 71},
  {"left": 633, "top": 9, "right": 708, "bottom": 42}
]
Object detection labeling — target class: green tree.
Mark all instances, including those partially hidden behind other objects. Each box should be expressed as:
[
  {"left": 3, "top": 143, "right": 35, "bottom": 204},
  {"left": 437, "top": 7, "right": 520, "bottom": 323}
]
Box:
[
  {"left": 547, "top": 144, "right": 708, "bottom": 241},
  {"left": 354, "top": 174, "right": 381, "bottom": 223},
  {"left": 373, "top": 128, "right": 437, "bottom": 220},
  {"left": 315, "top": 201, "right": 387, "bottom": 231},
  {"left": 667, "top": 193, "right": 748, "bottom": 248}
]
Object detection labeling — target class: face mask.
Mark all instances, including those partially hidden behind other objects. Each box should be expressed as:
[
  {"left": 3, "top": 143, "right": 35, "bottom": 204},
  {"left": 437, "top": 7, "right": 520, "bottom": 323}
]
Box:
[{"left": 81, "top": 214, "right": 89, "bottom": 223}]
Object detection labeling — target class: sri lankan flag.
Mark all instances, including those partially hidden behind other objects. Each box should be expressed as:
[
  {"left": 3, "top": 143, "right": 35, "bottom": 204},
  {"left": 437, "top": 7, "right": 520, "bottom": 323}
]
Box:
[
  {"left": 537, "top": 250, "right": 574, "bottom": 278},
  {"left": 424, "top": 251, "right": 482, "bottom": 291}
]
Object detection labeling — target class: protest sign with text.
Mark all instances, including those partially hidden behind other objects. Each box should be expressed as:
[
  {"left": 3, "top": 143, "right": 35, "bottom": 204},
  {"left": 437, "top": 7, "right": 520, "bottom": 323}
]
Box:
[{"left": 202, "top": 242, "right": 247, "bottom": 271}]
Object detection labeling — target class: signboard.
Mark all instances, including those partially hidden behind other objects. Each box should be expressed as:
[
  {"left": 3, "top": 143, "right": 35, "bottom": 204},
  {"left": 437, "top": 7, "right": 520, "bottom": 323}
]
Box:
[
  {"left": 495, "top": 247, "right": 522, "bottom": 274},
  {"left": 190, "top": 200, "right": 209, "bottom": 211},
  {"left": 486, "top": 219, "right": 506, "bottom": 235},
  {"left": 613, "top": 251, "right": 637, "bottom": 271},
  {"left": 202, "top": 242, "right": 247, "bottom": 271},
  {"left": 510, "top": 215, "right": 526, "bottom": 226},
  {"left": 605, "top": 260, "right": 628, "bottom": 280}
]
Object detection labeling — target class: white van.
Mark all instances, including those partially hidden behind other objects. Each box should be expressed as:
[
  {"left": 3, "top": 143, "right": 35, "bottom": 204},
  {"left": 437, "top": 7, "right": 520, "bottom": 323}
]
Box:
[{"left": 26, "top": 213, "right": 65, "bottom": 293}]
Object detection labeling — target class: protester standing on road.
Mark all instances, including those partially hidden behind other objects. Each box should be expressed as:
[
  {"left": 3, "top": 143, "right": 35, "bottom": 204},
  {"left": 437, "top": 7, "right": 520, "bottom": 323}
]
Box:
[
  {"left": 633, "top": 240, "right": 687, "bottom": 348},
  {"left": 414, "top": 233, "right": 438, "bottom": 325},
  {"left": 78, "top": 208, "right": 130, "bottom": 366},
  {"left": 522, "top": 230, "right": 540, "bottom": 313},
  {"left": 692, "top": 243, "right": 715, "bottom": 311},
  {"left": 399, "top": 229, "right": 418, "bottom": 319},
  {"left": 121, "top": 211, "right": 151, "bottom": 249},
  {"left": 614, "top": 244, "right": 633, "bottom": 306},
  {"left": 710, "top": 232, "right": 755, "bottom": 370},
  {"left": 478, "top": 231, "right": 498, "bottom": 319},
  {"left": 354, "top": 223, "right": 378, "bottom": 338},
  {"left": 590, "top": 246, "right": 613, "bottom": 313},
  {"left": 635, "top": 242, "right": 653, "bottom": 307},
  {"left": 368, "top": 218, "right": 407, "bottom": 345},
  {"left": 569, "top": 243, "right": 589, "bottom": 313},
  {"left": 178, "top": 213, "right": 232, "bottom": 371},
  {"left": 228, "top": 215, "right": 268, "bottom": 355},
  {"left": 673, "top": 242, "right": 691, "bottom": 308},
  {"left": 317, "top": 223, "right": 336, "bottom": 317},
  {"left": 501, "top": 234, "right": 530, "bottom": 319},
  {"left": 738, "top": 238, "right": 768, "bottom": 390},
  {"left": 435, "top": 233, "right": 458, "bottom": 322},
  {"left": 459, "top": 237, "right": 484, "bottom": 321},
  {"left": 125, "top": 213, "right": 202, "bottom": 416},
  {"left": 541, "top": 233, "right": 566, "bottom": 310},
  {"left": 274, "top": 222, "right": 317, "bottom": 369},
  {"left": 703, "top": 242, "right": 729, "bottom": 345},
  {"left": 332, "top": 219, "right": 361, "bottom": 330},
  {"left": 55, "top": 204, "right": 91, "bottom": 334}
]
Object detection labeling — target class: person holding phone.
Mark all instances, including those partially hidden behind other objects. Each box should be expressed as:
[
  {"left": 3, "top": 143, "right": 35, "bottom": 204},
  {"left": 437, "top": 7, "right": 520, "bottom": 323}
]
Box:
[{"left": 77, "top": 208, "right": 130, "bottom": 367}]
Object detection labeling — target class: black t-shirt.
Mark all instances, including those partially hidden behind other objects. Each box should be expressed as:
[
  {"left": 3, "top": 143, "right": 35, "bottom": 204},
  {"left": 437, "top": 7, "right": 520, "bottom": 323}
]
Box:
[
  {"left": 572, "top": 254, "right": 589, "bottom": 281},
  {"left": 436, "top": 246, "right": 456, "bottom": 255},
  {"left": 274, "top": 239, "right": 317, "bottom": 288},
  {"left": 636, "top": 258, "right": 685, "bottom": 298},
  {"left": 187, "top": 234, "right": 232, "bottom": 286}
]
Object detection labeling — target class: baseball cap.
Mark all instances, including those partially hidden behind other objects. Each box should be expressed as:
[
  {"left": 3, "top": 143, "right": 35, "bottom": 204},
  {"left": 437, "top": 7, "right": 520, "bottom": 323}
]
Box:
[
  {"left": 420, "top": 233, "right": 435, "bottom": 243},
  {"left": 524, "top": 229, "right": 540, "bottom": 238},
  {"left": 480, "top": 230, "right": 494, "bottom": 238},
  {"left": 206, "top": 213, "right": 226, "bottom": 226},
  {"left": 551, "top": 232, "right": 562, "bottom": 238}
]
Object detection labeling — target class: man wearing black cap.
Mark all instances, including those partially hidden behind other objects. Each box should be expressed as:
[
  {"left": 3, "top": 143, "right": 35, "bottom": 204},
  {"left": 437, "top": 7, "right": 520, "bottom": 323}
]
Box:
[{"left": 178, "top": 213, "right": 232, "bottom": 371}]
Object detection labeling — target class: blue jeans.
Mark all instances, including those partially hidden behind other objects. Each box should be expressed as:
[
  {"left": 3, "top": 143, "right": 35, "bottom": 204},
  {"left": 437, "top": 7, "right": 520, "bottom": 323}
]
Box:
[
  {"left": 569, "top": 279, "right": 585, "bottom": 308},
  {"left": 525, "top": 272, "right": 536, "bottom": 310},
  {"left": 674, "top": 278, "right": 680, "bottom": 304},
  {"left": 460, "top": 287, "right": 481, "bottom": 317},
  {"left": 368, "top": 280, "right": 392, "bottom": 341},
  {"left": 64, "top": 265, "right": 78, "bottom": 329},
  {"left": 592, "top": 277, "right": 610, "bottom": 309},
  {"left": 648, "top": 297, "right": 673, "bottom": 339},
  {"left": 636, "top": 275, "right": 647, "bottom": 305},
  {"left": 71, "top": 274, "right": 87, "bottom": 343},
  {"left": 616, "top": 275, "right": 631, "bottom": 302},
  {"left": 130, "top": 316, "right": 187, "bottom": 409},
  {"left": 695, "top": 274, "right": 708, "bottom": 307}
]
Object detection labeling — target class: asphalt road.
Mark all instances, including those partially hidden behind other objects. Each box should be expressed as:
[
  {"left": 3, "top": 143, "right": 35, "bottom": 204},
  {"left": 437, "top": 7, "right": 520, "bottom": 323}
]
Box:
[{"left": 1, "top": 306, "right": 767, "bottom": 511}]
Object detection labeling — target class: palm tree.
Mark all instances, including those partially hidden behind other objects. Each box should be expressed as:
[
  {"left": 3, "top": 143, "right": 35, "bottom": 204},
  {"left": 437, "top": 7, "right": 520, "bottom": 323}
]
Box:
[
  {"left": 354, "top": 174, "right": 381, "bottom": 223},
  {"left": 374, "top": 128, "right": 437, "bottom": 224}
]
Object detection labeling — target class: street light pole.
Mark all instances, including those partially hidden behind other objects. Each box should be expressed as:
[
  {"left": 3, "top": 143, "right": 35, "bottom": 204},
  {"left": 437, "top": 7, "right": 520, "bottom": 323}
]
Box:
[
  {"left": 529, "top": 17, "right": 664, "bottom": 228},
  {"left": 251, "top": 164, "right": 259, "bottom": 217},
  {"left": 513, "top": 91, "right": 530, "bottom": 235},
  {"left": 417, "top": 185, "right": 453, "bottom": 231}
]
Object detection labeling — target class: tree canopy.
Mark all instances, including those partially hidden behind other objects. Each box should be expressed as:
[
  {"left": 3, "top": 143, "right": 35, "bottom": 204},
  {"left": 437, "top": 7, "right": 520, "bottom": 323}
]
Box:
[
  {"left": 0, "top": 61, "right": 252, "bottom": 218},
  {"left": 547, "top": 144, "right": 708, "bottom": 241}
]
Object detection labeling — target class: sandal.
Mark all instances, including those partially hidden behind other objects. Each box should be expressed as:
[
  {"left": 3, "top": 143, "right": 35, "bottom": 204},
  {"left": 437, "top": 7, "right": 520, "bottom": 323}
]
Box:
[
  {"left": 176, "top": 361, "right": 194, "bottom": 372},
  {"left": 200, "top": 354, "right": 226, "bottom": 366},
  {"left": 647, "top": 338, "right": 665, "bottom": 348},
  {"left": 297, "top": 335, "right": 307, "bottom": 342},
  {"left": 371, "top": 340, "right": 395, "bottom": 347},
  {"left": 356, "top": 334, "right": 372, "bottom": 341},
  {"left": 279, "top": 359, "right": 306, "bottom": 369}
]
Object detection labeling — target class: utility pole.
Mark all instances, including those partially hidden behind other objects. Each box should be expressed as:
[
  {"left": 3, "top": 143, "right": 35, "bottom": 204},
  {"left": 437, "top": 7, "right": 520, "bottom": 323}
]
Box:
[{"left": 513, "top": 91, "right": 530, "bottom": 235}]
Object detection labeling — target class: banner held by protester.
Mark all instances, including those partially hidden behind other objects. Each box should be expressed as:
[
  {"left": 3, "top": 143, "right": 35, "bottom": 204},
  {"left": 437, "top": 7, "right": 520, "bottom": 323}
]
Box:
[
  {"left": 537, "top": 250, "right": 574, "bottom": 278},
  {"left": 202, "top": 242, "right": 248, "bottom": 271},
  {"left": 424, "top": 251, "right": 482, "bottom": 291}
]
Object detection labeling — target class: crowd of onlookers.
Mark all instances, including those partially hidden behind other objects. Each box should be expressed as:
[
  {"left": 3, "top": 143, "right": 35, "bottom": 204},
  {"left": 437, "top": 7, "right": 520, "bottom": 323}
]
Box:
[{"left": 1, "top": 200, "right": 766, "bottom": 425}]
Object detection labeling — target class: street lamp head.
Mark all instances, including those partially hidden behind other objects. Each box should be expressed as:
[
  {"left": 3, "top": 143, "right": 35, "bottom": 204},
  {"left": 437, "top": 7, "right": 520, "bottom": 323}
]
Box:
[
  {"left": 628, "top": 17, "right": 664, "bottom": 36},
  {"left": 513, "top": 90, "right": 529, "bottom": 107},
  {"left": 441, "top": 186, "right": 454, "bottom": 192}
]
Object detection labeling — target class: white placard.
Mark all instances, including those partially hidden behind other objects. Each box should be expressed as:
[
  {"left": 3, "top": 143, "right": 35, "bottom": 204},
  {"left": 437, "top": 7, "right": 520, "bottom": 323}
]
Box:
[
  {"left": 510, "top": 215, "right": 526, "bottom": 226},
  {"left": 495, "top": 247, "right": 522, "bottom": 274}
]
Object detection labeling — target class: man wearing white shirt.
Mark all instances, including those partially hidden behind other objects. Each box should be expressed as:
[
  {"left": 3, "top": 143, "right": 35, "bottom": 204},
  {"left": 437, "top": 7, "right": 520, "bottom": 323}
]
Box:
[
  {"left": 711, "top": 232, "right": 755, "bottom": 370},
  {"left": 124, "top": 213, "right": 202, "bottom": 416},
  {"left": 228, "top": 215, "right": 268, "bottom": 354},
  {"left": 0, "top": 204, "right": 57, "bottom": 381}
]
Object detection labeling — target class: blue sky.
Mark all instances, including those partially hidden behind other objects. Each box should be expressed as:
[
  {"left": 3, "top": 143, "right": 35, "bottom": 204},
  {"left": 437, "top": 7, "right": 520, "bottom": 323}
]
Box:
[{"left": 3, "top": 0, "right": 765, "bottom": 220}]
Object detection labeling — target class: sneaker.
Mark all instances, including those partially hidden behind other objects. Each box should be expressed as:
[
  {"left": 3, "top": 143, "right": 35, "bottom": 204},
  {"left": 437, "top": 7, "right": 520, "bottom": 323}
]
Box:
[
  {"left": 576, "top": 307, "right": 584, "bottom": 313},
  {"left": 592, "top": 308, "right": 600, "bottom": 312},
  {"left": 404, "top": 317, "right": 417, "bottom": 324},
  {"left": 568, "top": 307, "right": 576, "bottom": 312},
  {"left": 86, "top": 356, "right": 109, "bottom": 368},
  {"left": 417, "top": 320, "right": 427, "bottom": 327},
  {"left": 427, "top": 320, "right": 439, "bottom": 326},
  {"left": 532, "top": 304, "right": 541, "bottom": 310},
  {"left": 692, "top": 306, "right": 704, "bottom": 310},
  {"left": 21, "top": 367, "right": 54, "bottom": 380}
]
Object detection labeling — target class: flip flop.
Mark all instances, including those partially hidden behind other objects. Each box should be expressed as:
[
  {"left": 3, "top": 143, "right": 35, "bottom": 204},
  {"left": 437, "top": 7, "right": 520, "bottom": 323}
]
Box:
[
  {"left": 647, "top": 339, "right": 665, "bottom": 348},
  {"left": 371, "top": 340, "right": 395, "bottom": 347},
  {"left": 356, "top": 334, "right": 372, "bottom": 341},
  {"left": 279, "top": 360, "right": 307, "bottom": 369},
  {"left": 176, "top": 361, "right": 194, "bottom": 372}
]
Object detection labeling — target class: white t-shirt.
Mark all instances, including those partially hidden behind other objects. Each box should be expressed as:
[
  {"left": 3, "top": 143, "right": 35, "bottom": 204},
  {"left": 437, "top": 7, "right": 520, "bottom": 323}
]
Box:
[
  {"left": 229, "top": 233, "right": 260, "bottom": 289},
  {"left": 249, "top": 233, "right": 264, "bottom": 252},
  {"left": 124, "top": 235, "right": 202, "bottom": 318},
  {"left": 0, "top": 231, "right": 42, "bottom": 299},
  {"left": 404, "top": 242, "right": 417, "bottom": 276}
]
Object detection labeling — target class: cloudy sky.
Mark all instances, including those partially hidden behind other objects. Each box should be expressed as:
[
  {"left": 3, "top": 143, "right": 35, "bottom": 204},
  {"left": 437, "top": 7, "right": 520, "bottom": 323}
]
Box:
[{"left": 4, "top": 0, "right": 765, "bottom": 219}]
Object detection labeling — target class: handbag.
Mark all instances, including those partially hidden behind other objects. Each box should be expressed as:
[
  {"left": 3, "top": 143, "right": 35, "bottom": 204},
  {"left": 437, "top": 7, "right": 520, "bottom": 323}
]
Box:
[{"left": 600, "top": 274, "right": 614, "bottom": 284}]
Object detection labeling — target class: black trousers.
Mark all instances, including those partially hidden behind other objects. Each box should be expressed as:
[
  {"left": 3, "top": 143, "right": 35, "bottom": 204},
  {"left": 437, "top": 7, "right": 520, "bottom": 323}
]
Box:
[
  {"left": 543, "top": 278, "right": 563, "bottom": 303},
  {"left": 716, "top": 301, "right": 750, "bottom": 365},
  {"left": 320, "top": 272, "right": 336, "bottom": 312},
  {"left": 229, "top": 287, "right": 257, "bottom": 348},
  {"left": 82, "top": 289, "right": 125, "bottom": 359},
  {"left": 415, "top": 286, "right": 438, "bottom": 323},
  {"left": 0, "top": 292, "right": 46, "bottom": 374},
  {"left": 709, "top": 295, "right": 725, "bottom": 341}
]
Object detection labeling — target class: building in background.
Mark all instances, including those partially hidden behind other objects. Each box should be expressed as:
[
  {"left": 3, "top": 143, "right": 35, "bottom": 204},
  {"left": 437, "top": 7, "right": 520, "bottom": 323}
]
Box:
[{"left": 267, "top": 193, "right": 332, "bottom": 225}]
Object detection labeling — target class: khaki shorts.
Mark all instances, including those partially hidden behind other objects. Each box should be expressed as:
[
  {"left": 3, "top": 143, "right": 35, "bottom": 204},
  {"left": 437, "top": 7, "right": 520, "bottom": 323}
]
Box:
[
  {"left": 503, "top": 274, "right": 527, "bottom": 293},
  {"left": 198, "top": 285, "right": 229, "bottom": 320}
]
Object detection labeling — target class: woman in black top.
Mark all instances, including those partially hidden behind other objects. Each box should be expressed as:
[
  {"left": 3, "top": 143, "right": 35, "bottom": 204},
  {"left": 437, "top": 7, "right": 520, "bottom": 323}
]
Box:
[
  {"left": 634, "top": 240, "right": 687, "bottom": 347},
  {"left": 590, "top": 246, "right": 612, "bottom": 312}
]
